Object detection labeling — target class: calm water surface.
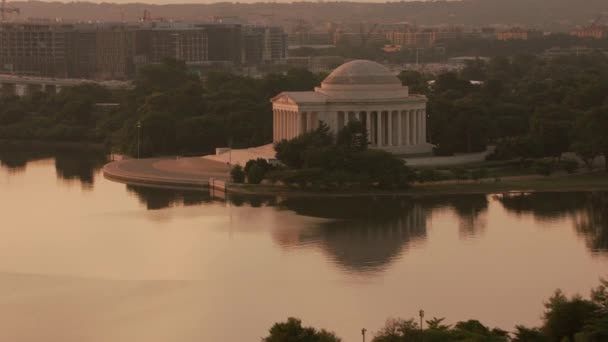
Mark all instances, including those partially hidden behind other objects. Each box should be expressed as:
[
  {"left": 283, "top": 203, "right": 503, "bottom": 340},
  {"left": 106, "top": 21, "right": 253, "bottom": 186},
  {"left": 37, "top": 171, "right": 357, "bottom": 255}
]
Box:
[{"left": 0, "top": 149, "right": 607, "bottom": 342}]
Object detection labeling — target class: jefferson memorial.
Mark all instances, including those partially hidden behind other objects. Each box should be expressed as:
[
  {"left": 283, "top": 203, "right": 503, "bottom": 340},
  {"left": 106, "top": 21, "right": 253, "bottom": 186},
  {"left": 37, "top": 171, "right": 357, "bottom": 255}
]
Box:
[{"left": 271, "top": 60, "right": 433, "bottom": 155}]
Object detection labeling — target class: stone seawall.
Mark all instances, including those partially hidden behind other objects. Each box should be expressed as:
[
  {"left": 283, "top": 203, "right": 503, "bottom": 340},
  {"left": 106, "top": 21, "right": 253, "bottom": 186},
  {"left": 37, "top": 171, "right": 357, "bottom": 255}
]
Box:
[{"left": 102, "top": 157, "right": 230, "bottom": 191}]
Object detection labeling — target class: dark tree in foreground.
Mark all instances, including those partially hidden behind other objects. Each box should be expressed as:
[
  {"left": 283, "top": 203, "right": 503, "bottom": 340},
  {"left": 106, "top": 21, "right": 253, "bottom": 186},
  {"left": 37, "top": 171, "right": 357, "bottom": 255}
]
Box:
[{"left": 263, "top": 317, "right": 341, "bottom": 342}]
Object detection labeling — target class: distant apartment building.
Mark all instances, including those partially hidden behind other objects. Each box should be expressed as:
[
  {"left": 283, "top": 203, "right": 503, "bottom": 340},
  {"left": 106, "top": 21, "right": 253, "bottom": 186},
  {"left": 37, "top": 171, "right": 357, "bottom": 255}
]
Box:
[
  {"left": 496, "top": 28, "right": 538, "bottom": 41},
  {"left": 242, "top": 26, "right": 287, "bottom": 64},
  {"left": 1, "top": 21, "right": 287, "bottom": 80},
  {"left": 94, "top": 25, "right": 137, "bottom": 80},
  {"left": 0, "top": 22, "right": 72, "bottom": 77},
  {"left": 133, "top": 23, "right": 208, "bottom": 68},
  {"left": 385, "top": 28, "right": 462, "bottom": 47},
  {"left": 570, "top": 25, "right": 608, "bottom": 39},
  {"left": 333, "top": 30, "right": 386, "bottom": 46},
  {"left": 202, "top": 23, "right": 243, "bottom": 63}
]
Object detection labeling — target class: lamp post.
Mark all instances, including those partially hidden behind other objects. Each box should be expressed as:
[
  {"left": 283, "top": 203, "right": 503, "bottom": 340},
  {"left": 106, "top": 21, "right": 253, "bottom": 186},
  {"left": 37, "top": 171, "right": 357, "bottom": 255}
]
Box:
[
  {"left": 419, "top": 309, "right": 425, "bottom": 342},
  {"left": 361, "top": 328, "right": 367, "bottom": 342},
  {"left": 136, "top": 120, "right": 141, "bottom": 159}
]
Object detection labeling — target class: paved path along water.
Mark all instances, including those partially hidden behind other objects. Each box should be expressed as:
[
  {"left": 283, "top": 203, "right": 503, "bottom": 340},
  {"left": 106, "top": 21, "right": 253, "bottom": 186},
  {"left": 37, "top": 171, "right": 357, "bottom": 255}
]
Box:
[{"left": 103, "top": 157, "right": 230, "bottom": 189}]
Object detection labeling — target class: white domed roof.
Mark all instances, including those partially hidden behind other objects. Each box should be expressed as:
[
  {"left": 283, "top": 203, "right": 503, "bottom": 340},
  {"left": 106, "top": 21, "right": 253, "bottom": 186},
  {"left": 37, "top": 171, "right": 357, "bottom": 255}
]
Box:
[{"left": 322, "top": 60, "right": 401, "bottom": 86}]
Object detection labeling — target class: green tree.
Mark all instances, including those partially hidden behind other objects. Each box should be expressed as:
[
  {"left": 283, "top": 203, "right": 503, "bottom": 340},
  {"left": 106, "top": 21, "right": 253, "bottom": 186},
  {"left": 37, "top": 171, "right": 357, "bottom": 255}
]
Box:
[
  {"left": 230, "top": 165, "right": 245, "bottom": 183},
  {"left": 542, "top": 290, "right": 598, "bottom": 342},
  {"left": 530, "top": 105, "right": 575, "bottom": 159},
  {"left": 572, "top": 106, "right": 608, "bottom": 171},
  {"left": 336, "top": 120, "right": 368, "bottom": 152},
  {"left": 263, "top": 317, "right": 341, "bottom": 342},
  {"left": 512, "top": 325, "right": 548, "bottom": 342}
]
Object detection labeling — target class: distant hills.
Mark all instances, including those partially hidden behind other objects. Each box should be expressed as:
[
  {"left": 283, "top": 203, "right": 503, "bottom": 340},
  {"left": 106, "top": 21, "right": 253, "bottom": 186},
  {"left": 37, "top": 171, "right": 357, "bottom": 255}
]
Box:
[{"left": 9, "top": 0, "right": 608, "bottom": 31}]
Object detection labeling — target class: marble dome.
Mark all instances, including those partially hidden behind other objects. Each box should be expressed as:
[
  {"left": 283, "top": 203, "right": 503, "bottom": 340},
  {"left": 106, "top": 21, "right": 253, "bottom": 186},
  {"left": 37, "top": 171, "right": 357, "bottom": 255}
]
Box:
[{"left": 322, "top": 60, "right": 401, "bottom": 86}]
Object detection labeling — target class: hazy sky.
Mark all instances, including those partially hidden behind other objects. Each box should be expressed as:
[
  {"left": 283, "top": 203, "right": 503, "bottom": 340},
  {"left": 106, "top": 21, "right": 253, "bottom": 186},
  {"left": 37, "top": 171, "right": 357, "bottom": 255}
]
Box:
[{"left": 32, "top": 0, "right": 423, "bottom": 3}]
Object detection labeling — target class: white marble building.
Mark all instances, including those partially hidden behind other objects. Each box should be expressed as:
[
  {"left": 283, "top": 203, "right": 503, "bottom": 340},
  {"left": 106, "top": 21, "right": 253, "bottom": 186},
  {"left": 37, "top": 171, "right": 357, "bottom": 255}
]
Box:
[{"left": 271, "top": 60, "right": 433, "bottom": 155}]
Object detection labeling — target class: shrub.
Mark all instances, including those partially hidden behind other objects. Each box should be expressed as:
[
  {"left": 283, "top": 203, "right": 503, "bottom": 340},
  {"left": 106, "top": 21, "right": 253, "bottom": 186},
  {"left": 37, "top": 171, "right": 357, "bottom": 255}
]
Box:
[
  {"left": 451, "top": 167, "right": 470, "bottom": 180},
  {"left": 560, "top": 159, "right": 579, "bottom": 174},
  {"left": 263, "top": 317, "right": 341, "bottom": 342},
  {"left": 471, "top": 168, "right": 489, "bottom": 181},
  {"left": 230, "top": 165, "right": 245, "bottom": 183},
  {"left": 534, "top": 160, "right": 554, "bottom": 176},
  {"left": 417, "top": 169, "right": 437, "bottom": 183},
  {"left": 247, "top": 164, "right": 265, "bottom": 184},
  {"left": 433, "top": 144, "right": 454, "bottom": 156},
  {"left": 244, "top": 158, "right": 271, "bottom": 174}
]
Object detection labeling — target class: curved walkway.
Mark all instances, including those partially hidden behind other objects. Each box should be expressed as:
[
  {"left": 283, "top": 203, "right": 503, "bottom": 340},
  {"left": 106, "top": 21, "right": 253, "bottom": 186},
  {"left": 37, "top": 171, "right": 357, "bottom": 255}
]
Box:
[{"left": 103, "top": 157, "right": 230, "bottom": 190}]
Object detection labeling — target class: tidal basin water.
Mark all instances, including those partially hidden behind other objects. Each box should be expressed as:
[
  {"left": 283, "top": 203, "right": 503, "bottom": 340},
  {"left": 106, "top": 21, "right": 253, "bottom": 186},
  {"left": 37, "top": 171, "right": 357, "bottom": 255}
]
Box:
[{"left": 0, "top": 149, "right": 607, "bottom": 342}]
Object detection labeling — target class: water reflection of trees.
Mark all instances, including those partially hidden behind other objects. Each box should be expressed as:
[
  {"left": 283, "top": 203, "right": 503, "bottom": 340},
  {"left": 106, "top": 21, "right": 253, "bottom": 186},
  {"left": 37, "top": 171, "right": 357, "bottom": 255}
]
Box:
[
  {"left": 495, "top": 192, "right": 586, "bottom": 221},
  {"left": 419, "top": 195, "right": 489, "bottom": 238},
  {"left": 0, "top": 147, "right": 51, "bottom": 170},
  {"left": 497, "top": 192, "right": 608, "bottom": 253},
  {"left": 54, "top": 152, "right": 107, "bottom": 188},
  {"left": 573, "top": 193, "right": 608, "bottom": 253},
  {"left": 0, "top": 147, "right": 108, "bottom": 187},
  {"left": 126, "top": 185, "right": 213, "bottom": 210}
]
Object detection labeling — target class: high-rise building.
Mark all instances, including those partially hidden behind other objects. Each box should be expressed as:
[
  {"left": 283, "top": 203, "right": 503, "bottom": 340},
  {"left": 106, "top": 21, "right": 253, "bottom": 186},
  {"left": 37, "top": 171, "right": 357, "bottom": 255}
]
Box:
[
  {"left": 201, "top": 23, "right": 242, "bottom": 63},
  {"left": 571, "top": 25, "right": 608, "bottom": 39},
  {"left": 242, "top": 26, "right": 287, "bottom": 65},
  {"left": 0, "top": 22, "right": 72, "bottom": 77},
  {"left": 93, "top": 24, "right": 137, "bottom": 80},
  {"left": 1, "top": 21, "right": 287, "bottom": 79}
]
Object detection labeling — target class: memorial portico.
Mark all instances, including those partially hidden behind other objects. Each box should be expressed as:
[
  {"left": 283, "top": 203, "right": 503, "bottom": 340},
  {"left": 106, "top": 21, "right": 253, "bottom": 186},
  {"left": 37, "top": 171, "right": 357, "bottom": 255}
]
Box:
[{"left": 271, "top": 60, "right": 432, "bottom": 155}]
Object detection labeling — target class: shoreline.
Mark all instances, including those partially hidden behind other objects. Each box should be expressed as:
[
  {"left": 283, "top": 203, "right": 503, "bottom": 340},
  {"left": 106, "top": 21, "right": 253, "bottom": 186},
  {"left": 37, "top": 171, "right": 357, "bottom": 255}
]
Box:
[
  {"left": 101, "top": 156, "right": 608, "bottom": 198},
  {"left": 229, "top": 172, "right": 608, "bottom": 198},
  {"left": 0, "top": 139, "right": 106, "bottom": 151}
]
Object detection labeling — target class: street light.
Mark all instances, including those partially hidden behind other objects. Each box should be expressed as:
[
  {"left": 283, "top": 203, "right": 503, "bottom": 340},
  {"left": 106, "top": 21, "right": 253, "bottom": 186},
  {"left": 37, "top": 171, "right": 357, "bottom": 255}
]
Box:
[
  {"left": 136, "top": 120, "right": 141, "bottom": 159},
  {"left": 361, "top": 328, "right": 367, "bottom": 342},
  {"left": 419, "top": 309, "right": 425, "bottom": 341}
]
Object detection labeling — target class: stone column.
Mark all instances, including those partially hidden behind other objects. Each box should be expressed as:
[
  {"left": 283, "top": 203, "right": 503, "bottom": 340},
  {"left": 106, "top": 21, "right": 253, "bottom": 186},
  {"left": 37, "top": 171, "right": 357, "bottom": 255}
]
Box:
[
  {"left": 288, "top": 111, "right": 292, "bottom": 139},
  {"left": 376, "top": 111, "right": 384, "bottom": 146},
  {"left": 410, "top": 109, "right": 417, "bottom": 145},
  {"left": 397, "top": 111, "right": 403, "bottom": 146},
  {"left": 403, "top": 111, "right": 409, "bottom": 145},
  {"left": 277, "top": 110, "right": 282, "bottom": 141},
  {"left": 288, "top": 111, "right": 292, "bottom": 138},
  {"left": 418, "top": 109, "right": 423, "bottom": 144},
  {"left": 291, "top": 112, "right": 300, "bottom": 136},
  {"left": 277, "top": 110, "right": 282, "bottom": 140},
  {"left": 365, "top": 112, "right": 372, "bottom": 146},
  {"left": 387, "top": 111, "right": 393, "bottom": 146},
  {"left": 421, "top": 109, "right": 427, "bottom": 143},
  {"left": 291, "top": 111, "right": 296, "bottom": 138},
  {"left": 273, "top": 110, "right": 277, "bottom": 142},
  {"left": 282, "top": 110, "right": 286, "bottom": 140}
]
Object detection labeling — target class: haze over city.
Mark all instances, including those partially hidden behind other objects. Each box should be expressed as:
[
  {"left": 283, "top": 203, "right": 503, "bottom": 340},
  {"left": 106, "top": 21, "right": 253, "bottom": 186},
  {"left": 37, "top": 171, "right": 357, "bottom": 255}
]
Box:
[{"left": 1, "top": 0, "right": 608, "bottom": 341}]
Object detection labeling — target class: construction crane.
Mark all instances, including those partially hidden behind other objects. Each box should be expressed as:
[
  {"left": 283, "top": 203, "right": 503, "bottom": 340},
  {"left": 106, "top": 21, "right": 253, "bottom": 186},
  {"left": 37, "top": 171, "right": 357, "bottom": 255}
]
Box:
[
  {"left": 1, "top": 0, "right": 20, "bottom": 22},
  {"left": 592, "top": 11, "right": 608, "bottom": 27}
]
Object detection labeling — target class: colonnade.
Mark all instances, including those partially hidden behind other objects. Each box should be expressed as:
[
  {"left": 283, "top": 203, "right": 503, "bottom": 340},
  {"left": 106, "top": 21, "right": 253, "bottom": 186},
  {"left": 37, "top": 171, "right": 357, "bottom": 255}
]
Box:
[
  {"left": 337, "top": 108, "right": 426, "bottom": 147},
  {"left": 273, "top": 109, "right": 318, "bottom": 142},
  {"left": 273, "top": 107, "right": 426, "bottom": 147}
]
